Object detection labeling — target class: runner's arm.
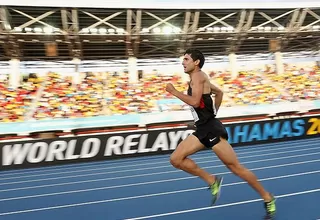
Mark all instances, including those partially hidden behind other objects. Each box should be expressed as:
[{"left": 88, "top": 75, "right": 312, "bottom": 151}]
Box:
[
  {"left": 210, "top": 82, "right": 223, "bottom": 112},
  {"left": 169, "top": 76, "right": 205, "bottom": 108}
]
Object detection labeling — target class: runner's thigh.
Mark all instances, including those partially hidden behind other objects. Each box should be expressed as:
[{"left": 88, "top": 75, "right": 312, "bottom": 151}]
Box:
[
  {"left": 171, "top": 134, "right": 205, "bottom": 159},
  {"left": 212, "top": 137, "right": 239, "bottom": 165}
]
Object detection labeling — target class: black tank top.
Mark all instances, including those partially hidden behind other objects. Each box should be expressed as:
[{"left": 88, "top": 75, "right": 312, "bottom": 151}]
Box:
[{"left": 187, "top": 83, "right": 216, "bottom": 126}]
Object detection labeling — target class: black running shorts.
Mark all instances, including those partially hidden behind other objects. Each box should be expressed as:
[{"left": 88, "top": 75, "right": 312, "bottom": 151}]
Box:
[{"left": 192, "top": 117, "right": 229, "bottom": 148}]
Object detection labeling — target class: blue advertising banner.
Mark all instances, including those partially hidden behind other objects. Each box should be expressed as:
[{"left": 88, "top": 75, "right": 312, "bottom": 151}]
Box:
[{"left": 0, "top": 114, "right": 319, "bottom": 170}]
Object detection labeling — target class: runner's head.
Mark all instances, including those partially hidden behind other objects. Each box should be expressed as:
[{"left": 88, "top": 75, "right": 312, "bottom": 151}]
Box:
[{"left": 182, "top": 49, "right": 205, "bottom": 74}]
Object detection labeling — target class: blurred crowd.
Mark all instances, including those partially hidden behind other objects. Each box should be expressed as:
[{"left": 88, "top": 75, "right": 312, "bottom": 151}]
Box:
[
  {"left": 106, "top": 74, "right": 187, "bottom": 115},
  {"left": 264, "top": 64, "right": 319, "bottom": 101},
  {"left": 0, "top": 63, "right": 319, "bottom": 122},
  {"left": 0, "top": 74, "right": 42, "bottom": 122},
  {"left": 33, "top": 72, "right": 105, "bottom": 119}
]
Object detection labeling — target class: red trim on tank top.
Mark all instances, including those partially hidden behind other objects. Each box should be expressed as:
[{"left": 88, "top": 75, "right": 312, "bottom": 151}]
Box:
[{"left": 200, "top": 97, "right": 205, "bottom": 108}]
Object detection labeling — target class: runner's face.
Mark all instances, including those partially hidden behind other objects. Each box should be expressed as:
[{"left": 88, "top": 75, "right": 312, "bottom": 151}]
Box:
[{"left": 182, "top": 54, "right": 196, "bottom": 74}]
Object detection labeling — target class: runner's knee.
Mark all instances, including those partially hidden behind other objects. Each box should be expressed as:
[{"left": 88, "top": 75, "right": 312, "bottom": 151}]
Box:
[{"left": 170, "top": 153, "right": 182, "bottom": 168}]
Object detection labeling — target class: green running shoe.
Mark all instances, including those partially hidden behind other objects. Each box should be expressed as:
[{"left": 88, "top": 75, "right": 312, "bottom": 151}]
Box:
[
  {"left": 264, "top": 194, "right": 276, "bottom": 215},
  {"left": 209, "top": 176, "right": 223, "bottom": 205}
]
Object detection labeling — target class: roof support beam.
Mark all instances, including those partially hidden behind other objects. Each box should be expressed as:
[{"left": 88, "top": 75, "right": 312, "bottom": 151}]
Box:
[
  {"left": 256, "top": 10, "right": 294, "bottom": 28},
  {"left": 179, "top": 11, "right": 199, "bottom": 53},
  {"left": 201, "top": 12, "right": 236, "bottom": 30},
  {"left": 79, "top": 10, "right": 124, "bottom": 32},
  {"left": 300, "top": 9, "right": 320, "bottom": 31},
  {"left": 144, "top": 11, "right": 181, "bottom": 30},
  {"left": 133, "top": 10, "right": 142, "bottom": 57},
  {"left": 61, "top": 9, "right": 81, "bottom": 58},
  {"left": 0, "top": 7, "right": 11, "bottom": 32},
  {"left": 0, "top": 7, "right": 20, "bottom": 58},
  {"left": 185, "top": 11, "right": 200, "bottom": 50},
  {"left": 282, "top": 9, "right": 306, "bottom": 50},
  {"left": 178, "top": 11, "right": 191, "bottom": 53},
  {"left": 11, "top": 8, "right": 65, "bottom": 34},
  {"left": 125, "top": 9, "right": 133, "bottom": 57},
  {"left": 230, "top": 10, "right": 255, "bottom": 53}
]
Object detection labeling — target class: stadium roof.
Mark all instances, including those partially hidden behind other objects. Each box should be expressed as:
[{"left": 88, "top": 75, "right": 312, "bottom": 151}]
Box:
[
  {"left": 0, "top": 5, "right": 319, "bottom": 61},
  {"left": 2, "top": 0, "right": 320, "bottom": 10}
]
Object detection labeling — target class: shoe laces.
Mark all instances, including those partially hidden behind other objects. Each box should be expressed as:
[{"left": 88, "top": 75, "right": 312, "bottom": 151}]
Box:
[{"left": 265, "top": 199, "right": 275, "bottom": 213}]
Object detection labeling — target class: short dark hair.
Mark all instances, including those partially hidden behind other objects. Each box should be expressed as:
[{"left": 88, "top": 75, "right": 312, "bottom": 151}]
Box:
[{"left": 184, "top": 48, "right": 205, "bottom": 68}]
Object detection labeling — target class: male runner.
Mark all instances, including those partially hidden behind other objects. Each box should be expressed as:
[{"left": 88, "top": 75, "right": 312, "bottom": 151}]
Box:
[{"left": 165, "top": 48, "right": 276, "bottom": 215}]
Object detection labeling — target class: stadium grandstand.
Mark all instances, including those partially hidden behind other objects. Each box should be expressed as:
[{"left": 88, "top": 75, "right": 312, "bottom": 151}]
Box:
[
  {"left": 0, "top": 2, "right": 319, "bottom": 134},
  {"left": 0, "top": 1, "right": 319, "bottom": 220}
]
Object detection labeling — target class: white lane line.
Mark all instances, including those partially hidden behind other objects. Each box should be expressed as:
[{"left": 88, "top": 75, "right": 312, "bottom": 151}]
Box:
[
  {"left": 124, "top": 188, "right": 320, "bottom": 220},
  {"left": 0, "top": 158, "right": 319, "bottom": 197},
  {"left": 1, "top": 138, "right": 318, "bottom": 177},
  {"left": 1, "top": 187, "right": 319, "bottom": 217},
  {"left": 0, "top": 139, "right": 312, "bottom": 178},
  {"left": 0, "top": 168, "right": 319, "bottom": 202},
  {"left": 1, "top": 151, "right": 320, "bottom": 186},
  {"left": 2, "top": 144, "right": 319, "bottom": 181}
]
